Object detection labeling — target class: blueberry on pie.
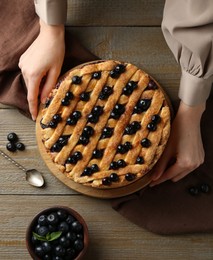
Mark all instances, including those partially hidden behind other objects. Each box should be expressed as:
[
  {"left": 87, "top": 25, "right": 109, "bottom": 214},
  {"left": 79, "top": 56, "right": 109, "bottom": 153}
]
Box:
[{"left": 38, "top": 60, "right": 171, "bottom": 188}]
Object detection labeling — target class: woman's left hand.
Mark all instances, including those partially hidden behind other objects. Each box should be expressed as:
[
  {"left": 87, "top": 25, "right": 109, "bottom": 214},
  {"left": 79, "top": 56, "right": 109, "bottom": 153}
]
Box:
[{"left": 150, "top": 101, "right": 205, "bottom": 187}]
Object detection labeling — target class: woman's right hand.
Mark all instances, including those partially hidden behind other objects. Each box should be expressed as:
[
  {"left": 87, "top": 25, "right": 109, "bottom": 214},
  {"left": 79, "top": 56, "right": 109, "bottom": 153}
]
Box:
[{"left": 18, "top": 19, "right": 65, "bottom": 120}]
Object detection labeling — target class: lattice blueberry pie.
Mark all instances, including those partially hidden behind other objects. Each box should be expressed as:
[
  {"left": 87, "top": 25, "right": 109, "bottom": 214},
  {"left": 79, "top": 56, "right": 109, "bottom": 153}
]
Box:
[{"left": 39, "top": 60, "right": 171, "bottom": 188}]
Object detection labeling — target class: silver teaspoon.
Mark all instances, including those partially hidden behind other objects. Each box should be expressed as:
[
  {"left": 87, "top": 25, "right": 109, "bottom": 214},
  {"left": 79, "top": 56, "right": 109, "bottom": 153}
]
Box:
[{"left": 0, "top": 149, "right": 44, "bottom": 187}]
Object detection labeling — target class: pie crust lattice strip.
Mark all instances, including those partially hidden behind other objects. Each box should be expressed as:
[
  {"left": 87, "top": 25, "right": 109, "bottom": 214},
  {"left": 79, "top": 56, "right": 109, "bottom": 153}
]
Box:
[{"left": 38, "top": 60, "right": 171, "bottom": 189}]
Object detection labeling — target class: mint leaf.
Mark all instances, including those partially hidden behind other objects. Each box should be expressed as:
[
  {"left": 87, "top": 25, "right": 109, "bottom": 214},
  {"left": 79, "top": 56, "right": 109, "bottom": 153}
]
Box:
[
  {"left": 32, "top": 231, "right": 62, "bottom": 242},
  {"left": 45, "top": 232, "right": 51, "bottom": 241},
  {"left": 33, "top": 232, "right": 48, "bottom": 242},
  {"left": 48, "top": 231, "right": 62, "bottom": 241}
]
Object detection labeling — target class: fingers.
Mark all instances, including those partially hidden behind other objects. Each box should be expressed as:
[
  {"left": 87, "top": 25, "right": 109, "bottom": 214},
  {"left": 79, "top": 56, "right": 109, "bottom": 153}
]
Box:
[
  {"left": 19, "top": 56, "right": 41, "bottom": 120},
  {"left": 149, "top": 156, "right": 202, "bottom": 187},
  {"left": 25, "top": 75, "right": 41, "bottom": 121},
  {"left": 150, "top": 163, "right": 187, "bottom": 187},
  {"left": 40, "top": 69, "right": 59, "bottom": 104},
  {"left": 151, "top": 144, "right": 174, "bottom": 181}
]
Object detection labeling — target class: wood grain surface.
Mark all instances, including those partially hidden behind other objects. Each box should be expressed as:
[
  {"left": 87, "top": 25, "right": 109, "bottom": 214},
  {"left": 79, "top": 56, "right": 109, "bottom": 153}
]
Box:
[
  {"left": 0, "top": 0, "right": 213, "bottom": 259},
  {"left": 67, "top": 0, "right": 164, "bottom": 26}
]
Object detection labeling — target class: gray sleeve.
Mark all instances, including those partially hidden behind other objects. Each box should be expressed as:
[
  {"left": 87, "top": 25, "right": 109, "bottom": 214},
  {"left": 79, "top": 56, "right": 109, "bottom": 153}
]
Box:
[
  {"left": 34, "top": 0, "right": 67, "bottom": 25},
  {"left": 162, "top": 0, "right": 213, "bottom": 106}
]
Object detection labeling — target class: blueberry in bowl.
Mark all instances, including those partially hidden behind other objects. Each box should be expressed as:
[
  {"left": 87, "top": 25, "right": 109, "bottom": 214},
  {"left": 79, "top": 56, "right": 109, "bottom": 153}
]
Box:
[{"left": 26, "top": 206, "right": 89, "bottom": 260}]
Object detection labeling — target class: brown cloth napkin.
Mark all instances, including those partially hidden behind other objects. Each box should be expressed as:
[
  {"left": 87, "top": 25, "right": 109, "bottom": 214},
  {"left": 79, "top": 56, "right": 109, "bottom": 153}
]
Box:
[
  {"left": 111, "top": 93, "right": 213, "bottom": 235},
  {"left": 1, "top": 0, "right": 213, "bottom": 236},
  {"left": 0, "top": 0, "right": 97, "bottom": 118}
]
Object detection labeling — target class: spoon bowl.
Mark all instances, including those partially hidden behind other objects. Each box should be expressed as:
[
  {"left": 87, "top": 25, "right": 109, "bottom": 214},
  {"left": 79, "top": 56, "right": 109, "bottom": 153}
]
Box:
[{"left": 26, "top": 169, "right": 44, "bottom": 187}]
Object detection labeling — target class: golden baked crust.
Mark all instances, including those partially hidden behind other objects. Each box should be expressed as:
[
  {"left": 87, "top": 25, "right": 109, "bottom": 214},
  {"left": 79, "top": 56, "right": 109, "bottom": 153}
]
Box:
[{"left": 39, "top": 60, "right": 171, "bottom": 188}]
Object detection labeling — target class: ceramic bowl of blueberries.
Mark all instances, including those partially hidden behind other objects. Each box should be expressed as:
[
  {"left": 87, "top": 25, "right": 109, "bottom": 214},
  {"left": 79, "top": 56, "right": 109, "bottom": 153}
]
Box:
[{"left": 26, "top": 206, "right": 89, "bottom": 260}]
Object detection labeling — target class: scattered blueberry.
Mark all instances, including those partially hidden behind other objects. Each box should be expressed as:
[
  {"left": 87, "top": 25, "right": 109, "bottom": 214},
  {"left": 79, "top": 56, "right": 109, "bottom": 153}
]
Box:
[
  {"left": 6, "top": 133, "right": 26, "bottom": 152},
  {"left": 188, "top": 186, "right": 199, "bottom": 196},
  {"left": 6, "top": 142, "right": 16, "bottom": 152},
  {"left": 200, "top": 183, "right": 211, "bottom": 194},
  {"left": 7, "top": 132, "right": 18, "bottom": 142}
]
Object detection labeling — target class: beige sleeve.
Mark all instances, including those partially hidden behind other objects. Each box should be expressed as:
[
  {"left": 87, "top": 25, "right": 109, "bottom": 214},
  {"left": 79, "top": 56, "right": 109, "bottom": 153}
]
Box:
[
  {"left": 162, "top": 0, "right": 213, "bottom": 106},
  {"left": 34, "top": 0, "right": 67, "bottom": 25}
]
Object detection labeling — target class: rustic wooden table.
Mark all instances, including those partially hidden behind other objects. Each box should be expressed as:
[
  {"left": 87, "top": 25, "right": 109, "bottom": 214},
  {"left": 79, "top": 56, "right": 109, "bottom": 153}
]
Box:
[{"left": 0, "top": 1, "right": 213, "bottom": 259}]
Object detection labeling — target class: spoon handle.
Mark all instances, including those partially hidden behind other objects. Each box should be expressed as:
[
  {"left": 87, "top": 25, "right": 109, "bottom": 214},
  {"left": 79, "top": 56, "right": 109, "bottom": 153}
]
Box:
[{"left": 0, "top": 149, "right": 27, "bottom": 172}]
